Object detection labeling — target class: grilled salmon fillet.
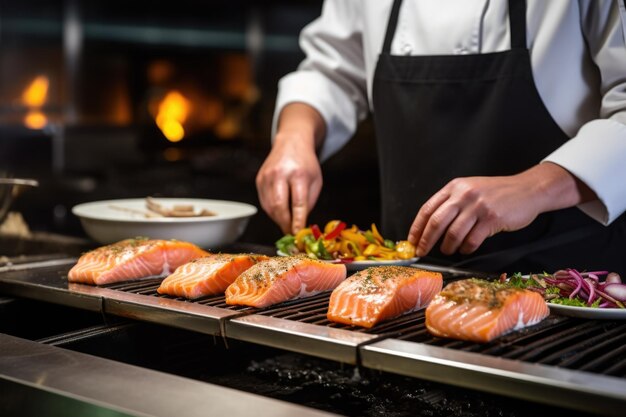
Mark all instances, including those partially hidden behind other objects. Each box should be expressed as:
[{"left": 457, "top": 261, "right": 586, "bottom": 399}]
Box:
[
  {"left": 425, "top": 278, "right": 549, "bottom": 343},
  {"left": 157, "top": 253, "right": 269, "bottom": 299},
  {"left": 68, "top": 238, "right": 209, "bottom": 285},
  {"left": 225, "top": 255, "right": 347, "bottom": 308},
  {"left": 327, "top": 266, "right": 443, "bottom": 328}
]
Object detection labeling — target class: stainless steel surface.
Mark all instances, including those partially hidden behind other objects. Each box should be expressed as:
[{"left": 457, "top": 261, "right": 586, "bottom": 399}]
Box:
[
  {"left": 226, "top": 314, "right": 379, "bottom": 364},
  {"left": 0, "top": 333, "right": 338, "bottom": 417},
  {"left": 360, "top": 338, "right": 626, "bottom": 416},
  {"left": 0, "top": 258, "right": 76, "bottom": 272},
  {"left": 0, "top": 262, "right": 243, "bottom": 336},
  {"left": 0, "top": 259, "right": 103, "bottom": 312},
  {"left": 103, "top": 287, "right": 241, "bottom": 336}
]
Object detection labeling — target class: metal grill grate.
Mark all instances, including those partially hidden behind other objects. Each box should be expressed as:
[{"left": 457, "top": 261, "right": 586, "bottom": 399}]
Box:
[
  {"left": 103, "top": 278, "right": 253, "bottom": 312},
  {"left": 101, "top": 273, "right": 626, "bottom": 378}
]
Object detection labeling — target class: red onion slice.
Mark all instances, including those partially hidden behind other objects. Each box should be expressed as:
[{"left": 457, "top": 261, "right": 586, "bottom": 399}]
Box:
[{"left": 602, "top": 283, "right": 626, "bottom": 302}]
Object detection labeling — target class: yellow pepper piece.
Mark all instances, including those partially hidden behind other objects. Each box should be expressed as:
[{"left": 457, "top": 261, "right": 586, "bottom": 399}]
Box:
[
  {"left": 370, "top": 223, "right": 384, "bottom": 244},
  {"left": 324, "top": 239, "right": 341, "bottom": 254},
  {"left": 341, "top": 240, "right": 361, "bottom": 257},
  {"left": 324, "top": 220, "right": 342, "bottom": 234},
  {"left": 395, "top": 240, "right": 417, "bottom": 259},
  {"left": 363, "top": 243, "right": 379, "bottom": 256},
  {"left": 294, "top": 227, "right": 312, "bottom": 252},
  {"left": 340, "top": 230, "right": 369, "bottom": 247}
]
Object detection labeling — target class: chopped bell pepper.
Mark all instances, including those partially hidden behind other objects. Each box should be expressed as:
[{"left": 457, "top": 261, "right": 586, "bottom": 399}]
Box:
[
  {"left": 324, "top": 221, "right": 346, "bottom": 240},
  {"left": 340, "top": 230, "right": 369, "bottom": 247},
  {"left": 364, "top": 230, "right": 377, "bottom": 244},
  {"left": 371, "top": 224, "right": 385, "bottom": 244},
  {"left": 341, "top": 240, "right": 362, "bottom": 257},
  {"left": 294, "top": 227, "right": 312, "bottom": 251},
  {"left": 311, "top": 224, "right": 322, "bottom": 240},
  {"left": 275, "top": 234, "right": 297, "bottom": 255}
]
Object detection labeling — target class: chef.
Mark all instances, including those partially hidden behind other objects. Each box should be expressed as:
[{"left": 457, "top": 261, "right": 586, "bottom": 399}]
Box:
[{"left": 256, "top": 0, "right": 626, "bottom": 272}]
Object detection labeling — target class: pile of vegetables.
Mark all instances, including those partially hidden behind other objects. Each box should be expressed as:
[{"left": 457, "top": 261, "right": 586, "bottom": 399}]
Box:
[
  {"left": 275, "top": 220, "right": 416, "bottom": 262},
  {"left": 503, "top": 269, "right": 625, "bottom": 308}
]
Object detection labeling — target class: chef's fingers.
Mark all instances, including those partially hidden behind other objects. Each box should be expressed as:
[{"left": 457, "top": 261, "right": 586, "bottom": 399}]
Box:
[
  {"left": 414, "top": 202, "right": 460, "bottom": 257},
  {"left": 307, "top": 175, "right": 323, "bottom": 218},
  {"left": 408, "top": 189, "right": 451, "bottom": 251},
  {"left": 459, "top": 221, "right": 492, "bottom": 255},
  {"left": 290, "top": 178, "right": 309, "bottom": 234},
  {"left": 269, "top": 179, "right": 292, "bottom": 234},
  {"left": 439, "top": 212, "right": 478, "bottom": 255}
]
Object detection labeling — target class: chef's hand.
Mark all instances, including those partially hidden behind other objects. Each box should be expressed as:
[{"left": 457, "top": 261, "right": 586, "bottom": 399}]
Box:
[
  {"left": 408, "top": 162, "right": 596, "bottom": 257},
  {"left": 256, "top": 103, "right": 326, "bottom": 234}
]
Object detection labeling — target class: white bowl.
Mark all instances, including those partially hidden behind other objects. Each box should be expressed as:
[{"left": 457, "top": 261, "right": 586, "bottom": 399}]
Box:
[{"left": 72, "top": 198, "right": 257, "bottom": 249}]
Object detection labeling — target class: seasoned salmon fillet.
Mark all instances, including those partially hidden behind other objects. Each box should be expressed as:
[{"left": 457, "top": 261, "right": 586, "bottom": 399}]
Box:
[
  {"left": 157, "top": 253, "right": 269, "bottom": 299},
  {"left": 425, "top": 278, "right": 550, "bottom": 343},
  {"left": 225, "top": 255, "right": 347, "bottom": 308},
  {"left": 68, "top": 238, "right": 209, "bottom": 285},
  {"left": 327, "top": 266, "right": 443, "bottom": 328}
]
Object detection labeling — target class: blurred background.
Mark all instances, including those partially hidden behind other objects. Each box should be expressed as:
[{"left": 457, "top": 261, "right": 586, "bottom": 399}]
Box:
[{"left": 0, "top": 0, "right": 380, "bottom": 245}]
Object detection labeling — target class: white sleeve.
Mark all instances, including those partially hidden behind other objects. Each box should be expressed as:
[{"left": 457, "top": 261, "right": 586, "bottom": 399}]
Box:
[
  {"left": 543, "top": 0, "right": 626, "bottom": 225},
  {"left": 272, "top": 0, "right": 368, "bottom": 161}
]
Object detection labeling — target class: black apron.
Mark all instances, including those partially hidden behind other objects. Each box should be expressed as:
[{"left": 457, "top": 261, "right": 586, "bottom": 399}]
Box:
[{"left": 372, "top": 0, "right": 626, "bottom": 273}]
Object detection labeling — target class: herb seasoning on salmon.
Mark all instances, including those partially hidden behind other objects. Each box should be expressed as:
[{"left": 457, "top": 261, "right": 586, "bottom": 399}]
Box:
[
  {"left": 68, "top": 238, "right": 208, "bottom": 285},
  {"left": 327, "top": 266, "right": 443, "bottom": 328},
  {"left": 225, "top": 255, "right": 347, "bottom": 308},
  {"left": 158, "top": 253, "right": 269, "bottom": 299},
  {"left": 425, "top": 278, "right": 549, "bottom": 343}
]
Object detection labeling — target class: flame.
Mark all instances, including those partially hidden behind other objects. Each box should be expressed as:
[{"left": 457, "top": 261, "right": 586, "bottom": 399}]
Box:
[
  {"left": 24, "top": 110, "right": 47, "bottom": 130},
  {"left": 22, "top": 76, "right": 49, "bottom": 107},
  {"left": 156, "top": 91, "right": 190, "bottom": 142},
  {"left": 22, "top": 75, "right": 49, "bottom": 129}
]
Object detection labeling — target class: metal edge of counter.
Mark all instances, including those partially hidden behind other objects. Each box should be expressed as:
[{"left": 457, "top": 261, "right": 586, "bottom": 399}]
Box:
[
  {"left": 101, "top": 288, "right": 242, "bottom": 336},
  {"left": 0, "top": 259, "right": 103, "bottom": 312},
  {"left": 360, "top": 338, "right": 626, "bottom": 416},
  {"left": 0, "top": 333, "right": 339, "bottom": 417},
  {"left": 225, "top": 314, "right": 380, "bottom": 365}
]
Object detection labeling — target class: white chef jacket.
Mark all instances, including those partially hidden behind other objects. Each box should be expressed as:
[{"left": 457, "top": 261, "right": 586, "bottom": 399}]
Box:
[{"left": 273, "top": 0, "right": 626, "bottom": 226}]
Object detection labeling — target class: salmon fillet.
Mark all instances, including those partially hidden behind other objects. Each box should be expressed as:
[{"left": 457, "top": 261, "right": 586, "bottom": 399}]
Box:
[
  {"left": 157, "top": 253, "right": 269, "bottom": 299},
  {"left": 68, "top": 238, "right": 209, "bottom": 285},
  {"left": 327, "top": 266, "right": 443, "bottom": 328},
  {"left": 425, "top": 278, "right": 550, "bottom": 343},
  {"left": 225, "top": 255, "right": 347, "bottom": 308}
]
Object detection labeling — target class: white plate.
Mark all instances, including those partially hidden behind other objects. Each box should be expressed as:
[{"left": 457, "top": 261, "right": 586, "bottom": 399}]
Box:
[
  {"left": 547, "top": 303, "right": 626, "bottom": 320},
  {"left": 72, "top": 198, "right": 257, "bottom": 249},
  {"left": 277, "top": 250, "right": 419, "bottom": 271},
  {"left": 515, "top": 275, "right": 626, "bottom": 319}
]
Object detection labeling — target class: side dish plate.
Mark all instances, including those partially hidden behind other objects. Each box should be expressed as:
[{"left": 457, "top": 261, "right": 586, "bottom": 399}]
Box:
[
  {"left": 277, "top": 251, "right": 419, "bottom": 271},
  {"left": 73, "top": 198, "right": 257, "bottom": 249},
  {"left": 547, "top": 303, "right": 626, "bottom": 320}
]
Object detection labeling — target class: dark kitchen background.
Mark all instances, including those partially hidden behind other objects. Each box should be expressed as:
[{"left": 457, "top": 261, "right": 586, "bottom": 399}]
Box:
[{"left": 0, "top": 0, "right": 380, "bottom": 245}]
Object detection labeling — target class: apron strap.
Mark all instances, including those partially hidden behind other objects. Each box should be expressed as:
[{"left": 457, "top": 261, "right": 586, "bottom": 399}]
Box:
[
  {"left": 382, "top": 0, "right": 404, "bottom": 54},
  {"left": 381, "top": 0, "right": 528, "bottom": 55},
  {"left": 508, "top": 0, "right": 527, "bottom": 49}
]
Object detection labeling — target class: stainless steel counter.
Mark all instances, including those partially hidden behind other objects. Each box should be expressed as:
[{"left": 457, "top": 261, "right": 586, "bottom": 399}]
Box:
[{"left": 0, "top": 333, "right": 338, "bottom": 417}]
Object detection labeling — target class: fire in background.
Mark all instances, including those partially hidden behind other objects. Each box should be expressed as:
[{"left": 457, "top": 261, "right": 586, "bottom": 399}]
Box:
[
  {"left": 22, "top": 75, "right": 49, "bottom": 130},
  {"left": 147, "top": 54, "right": 259, "bottom": 145}
]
